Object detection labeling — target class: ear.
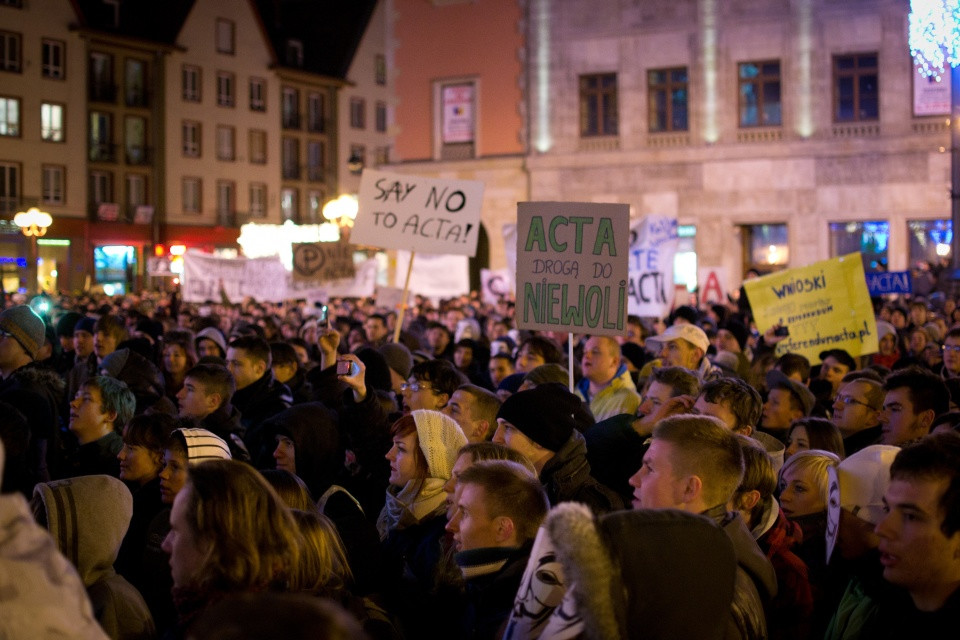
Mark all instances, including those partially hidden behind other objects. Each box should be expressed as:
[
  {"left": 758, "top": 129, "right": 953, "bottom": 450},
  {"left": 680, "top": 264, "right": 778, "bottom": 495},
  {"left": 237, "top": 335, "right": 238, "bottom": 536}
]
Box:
[
  {"left": 435, "top": 392, "right": 450, "bottom": 409},
  {"left": 495, "top": 516, "right": 516, "bottom": 544},
  {"left": 739, "top": 489, "right": 762, "bottom": 512},
  {"left": 919, "top": 408, "right": 936, "bottom": 433},
  {"left": 206, "top": 392, "right": 223, "bottom": 411},
  {"left": 734, "top": 424, "right": 753, "bottom": 437},
  {"left": 473, "top": 419, "right": 491, "bottom": 441},
  {"left": 681, "top": 474, "right": 703, "bottom": 505},
  {"left": 102, "top": 409, "right": 118, "bottom": 426}
]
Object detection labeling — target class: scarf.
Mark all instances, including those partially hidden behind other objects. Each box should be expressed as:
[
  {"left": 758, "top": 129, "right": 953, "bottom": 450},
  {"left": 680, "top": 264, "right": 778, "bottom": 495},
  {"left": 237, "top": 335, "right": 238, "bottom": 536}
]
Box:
[{"left": 376, "top": 477, "right": 448, "bottom": 540}]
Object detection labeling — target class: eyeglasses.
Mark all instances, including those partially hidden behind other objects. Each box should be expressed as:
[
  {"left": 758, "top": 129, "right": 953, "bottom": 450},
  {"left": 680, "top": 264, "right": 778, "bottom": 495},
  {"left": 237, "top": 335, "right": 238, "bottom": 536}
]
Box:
[
  {"left": 835, "top": 394, "right": 874, "bottom": 409},
  {"left": 0, "top": 329, "right": 11, "bottom": 339},
  {"left": 942, "top": 345, "right": 960, "bottom": 353},
  {"left": 400, "top": 381, "right": 432, "bottom": 393}
]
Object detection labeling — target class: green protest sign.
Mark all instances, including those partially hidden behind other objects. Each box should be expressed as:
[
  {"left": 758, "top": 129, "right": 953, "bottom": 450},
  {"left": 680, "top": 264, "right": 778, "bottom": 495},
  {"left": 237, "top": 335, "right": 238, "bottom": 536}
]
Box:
[{"left": 516, "top": 202, "right": 630, "bottom": 336}]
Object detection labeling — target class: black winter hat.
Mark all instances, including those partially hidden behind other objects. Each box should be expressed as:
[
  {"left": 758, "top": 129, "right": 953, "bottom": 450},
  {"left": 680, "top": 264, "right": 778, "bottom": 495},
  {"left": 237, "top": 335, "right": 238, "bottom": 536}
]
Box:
[
  {"left": 720, "top": 319, "right": 749, "bottom": 351},
  {"left": 55, "top": 312, "right": 83, "bottom": 338},
  {"left": 496, "top": 383, "right": 579, "bottom": 452}
]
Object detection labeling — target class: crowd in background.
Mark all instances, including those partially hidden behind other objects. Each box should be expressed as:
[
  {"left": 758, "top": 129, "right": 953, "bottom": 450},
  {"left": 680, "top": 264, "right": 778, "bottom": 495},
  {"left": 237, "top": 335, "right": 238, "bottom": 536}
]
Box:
[{"left": 0, "top": 282, "right": 959, "bottom": 639}]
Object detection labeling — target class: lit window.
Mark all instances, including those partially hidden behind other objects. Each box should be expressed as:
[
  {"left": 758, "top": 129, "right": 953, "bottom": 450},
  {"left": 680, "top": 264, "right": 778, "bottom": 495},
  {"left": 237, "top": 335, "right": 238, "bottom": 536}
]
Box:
[
  {"left": 41, "top": 102, "right": 64, "bottom": 142},
  {"left": 182, "top": 177, "right": 201, "bottom": 213}
]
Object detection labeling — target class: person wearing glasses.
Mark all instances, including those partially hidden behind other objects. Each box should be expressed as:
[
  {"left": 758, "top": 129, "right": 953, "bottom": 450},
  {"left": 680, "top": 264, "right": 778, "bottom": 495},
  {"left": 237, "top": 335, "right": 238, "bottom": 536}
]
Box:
[
  {"left": 937, "top": 327, "right": 960, "bottom": 380},
  {"left": 832, "top": 376, "right": 885, "bottom": 456},
  {"left": 399, "top": 359, "right": 466, "bottom": 414}
]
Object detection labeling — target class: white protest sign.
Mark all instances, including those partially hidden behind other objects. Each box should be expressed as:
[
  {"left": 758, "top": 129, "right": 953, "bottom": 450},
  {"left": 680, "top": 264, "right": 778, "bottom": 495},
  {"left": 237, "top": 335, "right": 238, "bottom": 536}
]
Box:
[
  {"left": 375, "top": 285, "right": 406, "bottom": 312},
  {"left": 628, "top": 216, "right": 679, "bottom": 318},
  {"left": 396, "top": 250, "right": 470, "bottom": 298},
  {"left": 480, "top": 268, "right": 513, "bottom": 305},
  {"left": 698, "top": 266, "right": 728, "bottom": 305},
  {"left": 353, "top": 169, "right": 484, "bottom": 256},
  {"left": 182, "top": 252, "right": 289, "bottom": 303}
]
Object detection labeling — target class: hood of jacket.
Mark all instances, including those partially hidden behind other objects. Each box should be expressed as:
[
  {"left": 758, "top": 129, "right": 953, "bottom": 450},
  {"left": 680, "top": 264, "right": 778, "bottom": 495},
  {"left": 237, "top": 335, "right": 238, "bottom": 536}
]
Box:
[
  {"left": 260, "top": 402, "right": 342, "bottom": 497},
  {"left": 99, "top": 348, "right": 168, "bottom": 414},
  {"left": 31, "top": 475, "right": 133, "bottom": 587},
  {"left": 715, "top": 508, "right": 779, "bottom": 601}
]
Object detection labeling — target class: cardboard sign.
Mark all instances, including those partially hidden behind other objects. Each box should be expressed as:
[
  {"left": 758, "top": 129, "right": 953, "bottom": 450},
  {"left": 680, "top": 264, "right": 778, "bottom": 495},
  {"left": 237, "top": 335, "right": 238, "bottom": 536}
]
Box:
[
  {"left": 865, "top": 270, "right": 912, "bottom": 296},
  {"left": 396, "top": 251, "right": 470, "bottom": 298},
  {"left": 698, "top": 266, "right": 728, "bottom": 305},
  {"left": 291, "top": 239, "right": 356, "bottom": 283},
  {"left": 516, "top": 202, "right": 630, "bottom": 336},
  {"left": 628, "top": 216, "right": 679, "bottom": 318},
  {"left": 744, "top": 253, "right": 879, "bottom": 362},
  {"left": 352, "top": 169, "right": 484, "bottom": 256},
  {"left": 480, "top": 268, "right": 513, "bottom": 305}
]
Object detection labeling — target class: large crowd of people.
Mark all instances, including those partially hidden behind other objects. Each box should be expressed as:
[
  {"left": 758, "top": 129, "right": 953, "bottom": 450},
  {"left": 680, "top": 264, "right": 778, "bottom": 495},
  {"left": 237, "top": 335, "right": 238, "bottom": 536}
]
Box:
[{"left": 0, "top": 286, "right": 959, "bottom": 639}]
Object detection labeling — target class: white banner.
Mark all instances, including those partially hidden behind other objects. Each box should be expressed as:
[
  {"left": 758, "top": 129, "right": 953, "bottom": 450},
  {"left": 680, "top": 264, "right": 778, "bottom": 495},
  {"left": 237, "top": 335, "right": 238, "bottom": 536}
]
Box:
[
  {"left": 913, "top": 62, "right": 951, "bottom": 116},
  {"left": 628, "top": 216, "right": 679, "bottom": 318},
  {"left": 353, "top": 169, "right": 484, "bottom": 256},
  {"left": 396, "top": 251, "right": 470, "bottom": 299},
  {"left": 480, "top": 268, "right": 513, "bottom": 305}
]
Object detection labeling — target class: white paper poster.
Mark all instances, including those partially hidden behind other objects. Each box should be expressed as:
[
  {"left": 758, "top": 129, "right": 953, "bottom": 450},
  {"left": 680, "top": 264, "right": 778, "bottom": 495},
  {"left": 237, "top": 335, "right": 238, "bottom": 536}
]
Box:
[{"left": 628, "top": 216, "right": 679, "bottom": 318}]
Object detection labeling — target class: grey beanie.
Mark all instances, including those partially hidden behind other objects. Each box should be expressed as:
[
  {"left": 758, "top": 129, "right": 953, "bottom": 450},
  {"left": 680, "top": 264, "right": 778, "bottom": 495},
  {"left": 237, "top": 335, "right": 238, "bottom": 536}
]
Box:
[
  {"left": 99, "top": 348, "right": 131, "bottom": 378},
  {"left": 379, "top": 342, "right": 413, "bottom": 379},
  {"left": 0, "top": 305, "right": 46, "bottom": 360},
  {"left": 195, "top": 326, "right": 228, "bottom": 357}
]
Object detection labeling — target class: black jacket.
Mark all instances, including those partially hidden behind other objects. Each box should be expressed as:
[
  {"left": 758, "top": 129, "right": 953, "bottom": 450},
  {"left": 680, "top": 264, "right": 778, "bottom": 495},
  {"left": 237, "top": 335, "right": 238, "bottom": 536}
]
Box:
[
  {"left": 540, "top": 430, "right": 624, "bottom": 514},
  {"left": 233, "top": 371, "right": 292, "bottom": 465}
]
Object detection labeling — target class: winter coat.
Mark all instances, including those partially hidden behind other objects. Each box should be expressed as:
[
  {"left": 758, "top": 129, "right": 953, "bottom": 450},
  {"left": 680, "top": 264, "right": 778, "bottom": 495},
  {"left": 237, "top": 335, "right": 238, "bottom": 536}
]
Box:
[
  {"left": 756, "top": 503, "right": 814, "bottom": 639},
  {"left": 0, "top": 490, "right": 110, "bottom": 639},
  {"left": 115, "top": 476, "right": 167, "bottom": 607},
  {"left": 0, "top": 361, "right": 66, "bottom": 483},
  {"left": 584, "top": 412, "right": 649, "bottom": 504},
  {"left": 233, "top": 371, "right": 292, "bottom": 464},
  {"left": 199, "top": 402, "right": 250, "bottom": 462},
  {"left": 456, "top": 543, "right": 533, "bottom": 640},
  {"left": 540, "top": 430, "right": 624, "bottom": 515},
  {"left": 32, "top": 475, "right": 155, "bottom": 640},
  {"left": 59, "top": 431, "right": 124, "bottom": 480},
  {"left": 575, "top": 363, "right": 641, "bottom": 422},
  {"left": 99, "top": 349, "right": 176, "bottom": 416}
]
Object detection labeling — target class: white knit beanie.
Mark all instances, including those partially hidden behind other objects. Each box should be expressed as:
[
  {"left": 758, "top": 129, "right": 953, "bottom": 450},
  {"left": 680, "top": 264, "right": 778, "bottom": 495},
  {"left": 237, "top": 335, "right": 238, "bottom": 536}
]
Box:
[
  {"left": 176, "top": 428, "right": 233, "bottom": 464},
  {"left": 411, "top": 409, "right": 467, "bottom": 480}
]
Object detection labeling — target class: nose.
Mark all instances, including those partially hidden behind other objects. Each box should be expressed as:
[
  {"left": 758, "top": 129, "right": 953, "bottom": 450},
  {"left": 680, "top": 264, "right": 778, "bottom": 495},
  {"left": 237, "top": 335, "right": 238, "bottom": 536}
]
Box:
[
  {"left": 628, "top": 468, "right": 643, "bottom": 489},
  {"left": 273, "top": 444, "right": 282, "bottom": 459},
  {"left": 492, "top": 425, "right": 505, "bottom": 444},
  {"left": 443, "top": 476, "right": 455, "bottom": 494},
  {"left": 446, "top": 510, "right": 461, "bottom": 533},
  {"left": 385, "top": 445, "right": 396, "bottom": 461}
]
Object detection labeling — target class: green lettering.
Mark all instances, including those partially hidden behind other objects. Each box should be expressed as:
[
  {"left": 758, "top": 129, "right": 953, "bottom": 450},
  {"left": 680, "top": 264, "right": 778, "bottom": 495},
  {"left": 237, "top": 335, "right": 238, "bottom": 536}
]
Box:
[
  {"left": 524, "top": 217, "right": 547, "bottom": 252},
  {"left": 560, "top": 283, "right": 584, "bottom": 326},
  {"left": 593, "top": 218, "right": 617, "bottom": 256},
  {"left": 548, "top": 216, "right": 568, "bottom": 252},
  {"left": 523, "top": 282, "right": 542, "bottom": 323},
  {"left": 585, "top": 285, "right": 603, "bottom": 328},
  {"left": 547, "top": 283, "right": 561, "bottom": 324},
  {"left": 568, "top": 216, "right": 591, "bottom": 253}
]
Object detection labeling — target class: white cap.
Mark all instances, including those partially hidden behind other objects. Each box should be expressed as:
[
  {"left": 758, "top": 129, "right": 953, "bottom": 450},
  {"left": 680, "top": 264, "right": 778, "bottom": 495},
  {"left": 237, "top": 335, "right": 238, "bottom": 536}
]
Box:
[{"left": 646, "top": 323, "right": 710, "bottom": 353}]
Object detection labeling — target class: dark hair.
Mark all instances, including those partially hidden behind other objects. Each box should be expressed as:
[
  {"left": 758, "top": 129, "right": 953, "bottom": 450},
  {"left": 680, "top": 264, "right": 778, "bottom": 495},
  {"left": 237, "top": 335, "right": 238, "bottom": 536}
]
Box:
[
  {"left": 890, "top": 432, "right": 960, "bottom": 537},
  {"left": 409, "top": 359, "right": 467, "bottom": 399},
  {"left": 733, "top": 436, "right": 776, "bottom": 528},
  {"left": 650, "top": 366, "right": 700, "bottom": 398},
  {"left": 883, "top": 365, "right": 950, "bottom": 418},
  {"left": 698, "top": 377, "right": 762, "bottom": 432},
  {"left": 522, "top": 363, "right": 569, "bottom": 388},
  {"left": 162, "top": 330, "right": 198, "bottom": 369},
  {"left": 787, "top": 417, "right": 845, "bottom": 459},
  {"left": 517, "top": 336, "right": 563, "bottom": 365},
  {"left": 228, "top": 336, "right": 272, "bottom": 368},
  {"left": 269, "top": 342, "right": 299, "bottom": 368},
  {"left": 932, "top": 411, "right": 960, "bottom": 434},
  {"left": 776, "top": 353, "right": 811, "bottom": 383},
  {"left": 260, "top": 469, "right": 316, "bottom": 512},
  {"left": 184, "top": 363, "right": 236, "bottom": 407},
  {"left": 94, "top": 314, "right": 128, "bottom": 342},
  {"left": 123, "top": 412, "right": 176, "bottom": 452}
]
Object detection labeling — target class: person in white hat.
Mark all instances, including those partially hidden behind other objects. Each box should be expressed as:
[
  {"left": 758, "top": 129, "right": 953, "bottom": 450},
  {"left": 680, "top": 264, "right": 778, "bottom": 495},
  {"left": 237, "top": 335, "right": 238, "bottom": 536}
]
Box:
[{"left": 645, "top": 323, "right": 723, "bottom": 383}]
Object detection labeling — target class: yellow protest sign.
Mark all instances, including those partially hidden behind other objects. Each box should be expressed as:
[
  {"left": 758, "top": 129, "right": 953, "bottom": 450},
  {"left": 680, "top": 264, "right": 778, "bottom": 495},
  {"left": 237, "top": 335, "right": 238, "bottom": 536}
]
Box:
[{"left": 744, "top": 253, "right": 878, "bottom": 362}]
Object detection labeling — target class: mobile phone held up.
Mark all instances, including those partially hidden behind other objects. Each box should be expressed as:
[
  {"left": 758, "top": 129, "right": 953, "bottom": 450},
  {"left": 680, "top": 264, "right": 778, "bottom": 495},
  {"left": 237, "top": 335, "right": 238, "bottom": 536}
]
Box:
[
  {"left": 315, "top": 303, "right": 329, "bottom": 327},
  {"left": 336, "top": 360, "right": 360, "bottom": 377},
  {"left": 774, "top": 326, "right": 789, "bottom": 337}
]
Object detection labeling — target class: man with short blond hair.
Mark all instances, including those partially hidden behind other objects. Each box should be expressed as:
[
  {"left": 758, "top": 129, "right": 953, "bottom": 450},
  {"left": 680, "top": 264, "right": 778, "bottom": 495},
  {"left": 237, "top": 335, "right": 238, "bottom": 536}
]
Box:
[{"left": 575, "top": 335, "right": 640, "bottom": 421}]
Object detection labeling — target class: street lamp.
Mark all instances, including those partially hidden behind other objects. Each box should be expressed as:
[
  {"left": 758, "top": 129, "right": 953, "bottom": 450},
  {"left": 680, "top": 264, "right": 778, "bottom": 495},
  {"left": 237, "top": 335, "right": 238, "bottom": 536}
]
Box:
[
  {"left": 14, "top": 207, "right": 52, "bottom": 295},
  {"left": 322, "top": 194, "right": 359, "bottom": 229},
  {"left": 909, "top": 1, "right": 960, "bottom": 287}
]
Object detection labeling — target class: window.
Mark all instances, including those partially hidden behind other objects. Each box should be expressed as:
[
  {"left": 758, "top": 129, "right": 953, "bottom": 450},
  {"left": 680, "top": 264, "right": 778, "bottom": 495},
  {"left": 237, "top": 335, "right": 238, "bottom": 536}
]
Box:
[
  {"left": 282, "top": 137, "right": 300, "bottom": 179},
  {"left": 0, "top": 31, "right": 21, "bottom": 72},
  {"left": 249, "top": 77, "right": 266, "bottom": 111},
  {"left": 182, "top": 121, "right": 201, "bottom": 157},
  {"left": 281, "top": 187, "right": 298, "bottom": 222},
  {"left": 908, "top": 219, "right": 952, "bottom": 265},
  {"left": 648, "top": 68, "right": 688, "bottom": 132},
  {"left": 307, "top": 141, "right": 324, "bottom": 181},
  {"left": 89, "top": 52, "right": 114, "bottom": 102},
  {"left": 182, "top": 65, "right": 201, "bottom": 102},
  {"left": 742, "top": 224, "right": 789, "bottom": 275},
  {"left": 285, "top": 39, "right": 303, "bottom": 67},
  {"left": 42, "top": 165, "right": 65, "bottom": 205},
  {"left": 580, "top": 73, "right": 618, "bottom": 136},
  {"left": 126, "top": 174, "right": 147, "bottom": 210},
  {"left": 216, "top": 126, "right": 235, "bottom": 161},
  {"left": 350, "top": 98, "right": 366, "bottom": 129},
  {"left": 217, "top": 72, "right": 235, "bottom": 107},
  {"left": 89, "top": 111, "right": 113, "bottom": 161},
  {"left": 829, "top": 221, "right": 888, "bottom": 271},
  {"left": 349, "top": 144, "right": 365, "bottom": 174},
  {"left": 249, "top": 183, "right": 266, "bottom": 218},
  {"left": 125, "top": 116, "right": 147, "bottom": 164},
  {"left": 375, "top": 146, "right": 390, "bottom": 167},
  {"left": 89, "top": 170, "right": 113, "bottom": 204},
  {"left": 375, "top": 54, "right": 386, "bottom": 85},
  {"left": 216, "top": 19, "right": 235, "bottom": 54},
  {"left": 41, "top": 103, "right": 64, "bottom": 142},
  {"left": 307, "top": 92, "right": 324, "bottom": 132},
  {"left": 376, "top": 101, "right": 387, "bottom": 133},
  {"left": 0, "top": 162, "right": 19, "bottom": 214},
  {"left": 249, "top": 129, "right": 266, "bottom": 164},
  {"left": 739, "top": 61, "right": 781, "bottom": 127},
  {"left": 0, "top": 97, "right": 19, "bottom": 137},
  {"left": 307, "top": 190, "right": 324, "bottom": 223},
  {"left": 182, "top": 177, "right": 201, "bottom": 213},
  {"left": 42, "top": 40, "right": 65, "bottom": 79},
  {"left": 125, "top": 59, "right": 147, "bottom": 106},
  {"left": 282, "top": 87, "right": 300, "bottom": 128},
  {"left": 216, "top": 180, "right": 235, "bottom": 223},
  {"left": 834, "top": 53, "right": 879, "bottom": 122}
]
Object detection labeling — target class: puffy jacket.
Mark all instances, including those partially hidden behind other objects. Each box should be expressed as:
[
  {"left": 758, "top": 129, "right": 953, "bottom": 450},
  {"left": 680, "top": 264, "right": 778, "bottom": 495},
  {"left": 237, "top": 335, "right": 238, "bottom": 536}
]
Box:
[{"left": 540, "top": 430, "right": 624, "bottom": 515}]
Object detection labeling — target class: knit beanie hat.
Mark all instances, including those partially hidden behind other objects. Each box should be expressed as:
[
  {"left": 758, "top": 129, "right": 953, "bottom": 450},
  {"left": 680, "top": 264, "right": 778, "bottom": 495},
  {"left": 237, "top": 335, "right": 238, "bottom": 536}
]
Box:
[
  {"left": 175, "top": 428, "right": 232, "bottom": 464},
  {"left": 720, "top": 319, "right": 749, "bottom": 351},
  {"left": 496, "top": 383, "right": 579, "bottom": 452},
  {"left": 55, "top": 312, "right": 83, "bottom": 338},
  {"left": 74, "top": 316, "right": 96, "bottom": 335},
  {"left": 99, "top": 348, "right": 131, "bottom": 379},
  {"left": 0, "top": 304, "right": 46, "bottom": 360},
  {"left": 825, "top": 444, "right": 900, "bottom": 562},
  {"left": 195, "top": 327, "right": 228, "bottom": 357},
  {"left": 379, "top": 342, "right": 414, "bottom": 379},
  {"left": 411, "top": 409, "right": 467, "bottom": 480}
]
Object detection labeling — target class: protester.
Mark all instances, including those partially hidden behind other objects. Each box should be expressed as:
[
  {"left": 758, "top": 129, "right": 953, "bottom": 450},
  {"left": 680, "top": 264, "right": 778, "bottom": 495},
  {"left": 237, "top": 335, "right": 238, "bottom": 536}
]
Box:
[
  {"left": 442, "top": 384, "right": 502, "bottom": 442},
  {"left": 784, "top": 417, "right": 845, "bottom": 461},
  {"left": 574, "top": 335, "right": 641, "bottom": 421},
  {"left": 879, "top": 365, "right": 950, "bottom": 447},
  {"left": 61, "top": 376, "right": 135, "bottom": 479}
]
